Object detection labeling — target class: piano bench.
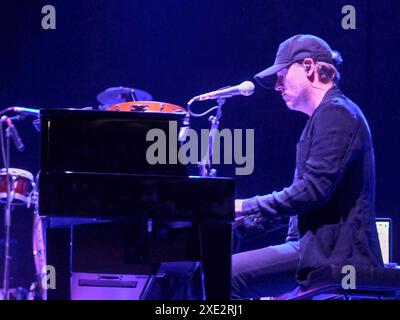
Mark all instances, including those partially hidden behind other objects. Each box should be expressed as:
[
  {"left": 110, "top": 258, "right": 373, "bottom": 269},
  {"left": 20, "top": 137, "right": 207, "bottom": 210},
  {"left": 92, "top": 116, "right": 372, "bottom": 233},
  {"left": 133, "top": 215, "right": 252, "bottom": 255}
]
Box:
[{"left": 274, "top": 265, "right": 400, "bottom": 300}]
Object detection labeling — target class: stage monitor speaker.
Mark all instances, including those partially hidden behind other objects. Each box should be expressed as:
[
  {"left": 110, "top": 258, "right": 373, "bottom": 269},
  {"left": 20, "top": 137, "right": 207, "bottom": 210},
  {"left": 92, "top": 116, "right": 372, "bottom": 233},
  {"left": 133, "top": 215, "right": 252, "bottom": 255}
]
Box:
[{"left": 70, "top": 272, "right": 157, "bottom": 300}]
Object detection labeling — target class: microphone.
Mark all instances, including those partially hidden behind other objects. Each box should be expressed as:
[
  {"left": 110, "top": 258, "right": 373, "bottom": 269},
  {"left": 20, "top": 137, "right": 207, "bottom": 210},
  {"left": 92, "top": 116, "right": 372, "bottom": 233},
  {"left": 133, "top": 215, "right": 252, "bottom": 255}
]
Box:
[
  {"left": 1, "top": 116, "right": 25, "bottom": 152},
  {"left": 12, "top": 107, "right": 40, "bottom": 116},
  {"left": 192, "top": 81, "right": 255, "bottom": 102}
]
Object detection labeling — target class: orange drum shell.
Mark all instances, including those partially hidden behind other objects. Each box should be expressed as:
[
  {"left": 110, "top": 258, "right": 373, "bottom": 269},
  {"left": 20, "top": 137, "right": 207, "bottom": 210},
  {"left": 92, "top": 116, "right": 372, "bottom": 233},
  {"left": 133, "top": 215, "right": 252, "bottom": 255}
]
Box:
[{"left": 105, "top": 101, "right": 186, "bottom": 113}]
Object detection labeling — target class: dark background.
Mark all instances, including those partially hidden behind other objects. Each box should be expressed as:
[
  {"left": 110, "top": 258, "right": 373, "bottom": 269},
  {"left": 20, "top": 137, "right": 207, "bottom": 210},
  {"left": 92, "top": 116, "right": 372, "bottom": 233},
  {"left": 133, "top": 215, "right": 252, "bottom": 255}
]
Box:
[{"left": 0, "top": 0, "right": 399, "bottom": 289}]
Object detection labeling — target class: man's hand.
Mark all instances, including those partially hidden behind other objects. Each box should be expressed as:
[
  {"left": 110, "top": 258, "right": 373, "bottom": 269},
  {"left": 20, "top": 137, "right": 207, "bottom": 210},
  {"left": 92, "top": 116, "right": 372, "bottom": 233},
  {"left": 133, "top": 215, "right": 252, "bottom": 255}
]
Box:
[
  {"left": 234, "top": 199, "right": 245, "bottom": 227},
  {"left": 235, "top": 199, "right": 244, "bottom": 214}
]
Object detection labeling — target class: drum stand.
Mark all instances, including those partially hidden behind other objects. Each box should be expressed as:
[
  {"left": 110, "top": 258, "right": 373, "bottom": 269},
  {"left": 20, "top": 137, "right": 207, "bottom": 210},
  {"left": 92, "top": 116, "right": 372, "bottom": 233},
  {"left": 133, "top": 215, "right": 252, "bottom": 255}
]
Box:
[
  {"left": 1, "top": 125, "right": 13, "bottom": 300},
  {"left": 198, "top": 98, "right": 225, "bottom": 177},
  {"left": 31, "top": 177, "right": 47, "bottom": 300}
]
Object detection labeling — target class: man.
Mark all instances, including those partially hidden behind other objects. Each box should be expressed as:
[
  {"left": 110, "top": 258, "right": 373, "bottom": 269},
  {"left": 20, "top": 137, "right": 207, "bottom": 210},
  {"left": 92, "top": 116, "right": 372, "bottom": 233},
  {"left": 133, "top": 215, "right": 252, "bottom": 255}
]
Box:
[{"left": 232, "top": 34, "right": 383, "bottom": 299}]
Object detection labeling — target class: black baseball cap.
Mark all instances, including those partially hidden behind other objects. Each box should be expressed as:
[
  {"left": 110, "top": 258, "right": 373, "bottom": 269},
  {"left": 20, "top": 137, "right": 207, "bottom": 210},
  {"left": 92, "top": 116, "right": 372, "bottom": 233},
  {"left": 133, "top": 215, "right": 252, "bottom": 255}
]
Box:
[{"left": 254, "top": 34, "right": 338, "bottom": 89}]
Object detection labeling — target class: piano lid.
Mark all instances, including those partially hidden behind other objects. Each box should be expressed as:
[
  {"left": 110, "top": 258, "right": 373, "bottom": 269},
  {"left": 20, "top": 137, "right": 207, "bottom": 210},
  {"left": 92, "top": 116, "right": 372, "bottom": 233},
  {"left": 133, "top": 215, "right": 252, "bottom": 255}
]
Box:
[{"left": 40, "top": 109, "right": 188, "bottom": 176}]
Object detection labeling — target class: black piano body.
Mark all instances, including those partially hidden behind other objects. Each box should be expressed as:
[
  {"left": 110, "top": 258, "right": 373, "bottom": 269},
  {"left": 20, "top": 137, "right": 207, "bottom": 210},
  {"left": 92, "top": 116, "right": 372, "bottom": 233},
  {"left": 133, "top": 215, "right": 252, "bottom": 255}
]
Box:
[{"left": 38, "top": 109, "right": 235, "bottom": 300}]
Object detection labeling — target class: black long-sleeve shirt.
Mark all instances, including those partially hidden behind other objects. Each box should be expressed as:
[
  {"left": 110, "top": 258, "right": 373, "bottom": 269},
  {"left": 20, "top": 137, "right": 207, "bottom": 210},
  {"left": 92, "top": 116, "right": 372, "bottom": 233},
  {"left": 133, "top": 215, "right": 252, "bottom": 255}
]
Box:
[{"left": 242, "top": 86, "right": 383, "bottom": 286}]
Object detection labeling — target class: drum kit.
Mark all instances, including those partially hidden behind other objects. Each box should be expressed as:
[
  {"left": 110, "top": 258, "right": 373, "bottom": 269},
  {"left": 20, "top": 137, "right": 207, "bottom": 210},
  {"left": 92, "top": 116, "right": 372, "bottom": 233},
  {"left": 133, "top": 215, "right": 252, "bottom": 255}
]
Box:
[{"left": 0, "top": 85, "right": 189, "bottom": 300}]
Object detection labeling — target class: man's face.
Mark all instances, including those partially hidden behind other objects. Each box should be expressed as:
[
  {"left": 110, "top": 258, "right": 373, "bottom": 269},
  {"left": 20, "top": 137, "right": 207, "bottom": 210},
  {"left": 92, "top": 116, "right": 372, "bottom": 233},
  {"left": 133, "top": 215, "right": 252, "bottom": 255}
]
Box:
[{"left": 274, "top": 63, "right": 309, "bottom": 111}]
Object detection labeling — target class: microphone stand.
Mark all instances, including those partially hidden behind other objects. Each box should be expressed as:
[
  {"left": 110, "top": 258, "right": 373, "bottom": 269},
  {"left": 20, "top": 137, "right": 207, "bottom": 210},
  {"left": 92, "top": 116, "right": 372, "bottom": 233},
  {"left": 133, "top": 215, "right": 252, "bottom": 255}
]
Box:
[
  {"left": 0, "top": 115, "right": 24, "bottom": 300},
  {"left": 198, "top": 98, "right": 225, "bottom": 177},
  {"left": 1, "top": 124, "right": 12, "bottom": 300}
]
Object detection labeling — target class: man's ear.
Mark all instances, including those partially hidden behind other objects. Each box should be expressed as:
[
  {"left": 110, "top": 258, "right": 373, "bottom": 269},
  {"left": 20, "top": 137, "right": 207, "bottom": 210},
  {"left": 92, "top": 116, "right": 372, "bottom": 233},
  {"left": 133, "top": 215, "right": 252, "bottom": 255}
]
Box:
[{"left": 302, "top": 58, "right": 315, "bottom": 75}]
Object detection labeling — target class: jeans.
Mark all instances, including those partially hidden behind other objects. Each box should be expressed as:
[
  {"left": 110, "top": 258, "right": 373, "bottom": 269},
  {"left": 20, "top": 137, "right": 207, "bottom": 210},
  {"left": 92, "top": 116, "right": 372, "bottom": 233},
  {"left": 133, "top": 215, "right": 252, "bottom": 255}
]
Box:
[{"left": 231, "top": 240, "right": 300, "bottom": 299}]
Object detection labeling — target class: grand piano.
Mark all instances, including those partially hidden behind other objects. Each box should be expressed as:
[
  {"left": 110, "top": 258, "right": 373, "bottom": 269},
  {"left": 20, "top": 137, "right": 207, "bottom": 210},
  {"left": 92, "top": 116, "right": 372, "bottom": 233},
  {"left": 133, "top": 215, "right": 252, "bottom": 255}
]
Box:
[{"left": 37, "top": 108, "right": 235, "bottom": 300}]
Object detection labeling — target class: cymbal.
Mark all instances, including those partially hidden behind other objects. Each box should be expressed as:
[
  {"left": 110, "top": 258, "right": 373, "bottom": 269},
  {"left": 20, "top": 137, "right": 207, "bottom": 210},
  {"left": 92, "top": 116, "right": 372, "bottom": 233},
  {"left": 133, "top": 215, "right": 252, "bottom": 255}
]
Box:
[{"left": 96, "top": 86, "right": 153, "bottom": 105}]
